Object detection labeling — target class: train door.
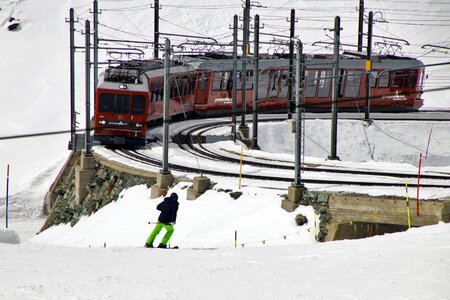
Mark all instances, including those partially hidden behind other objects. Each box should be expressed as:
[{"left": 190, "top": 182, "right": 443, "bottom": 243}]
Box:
[{"left": 195, "top": 73, "right": 208, "bottom": 104}]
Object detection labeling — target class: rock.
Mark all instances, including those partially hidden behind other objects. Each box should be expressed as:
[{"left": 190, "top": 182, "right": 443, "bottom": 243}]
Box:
[
  {"left": 229, "top": 191, "right": 242, "bottom": 200},
  {"left": 7, "top": 23, "right": 20, "bottom": 31},
  {"left": 295, "top": 214, "right": 308, "bottom": 226}
]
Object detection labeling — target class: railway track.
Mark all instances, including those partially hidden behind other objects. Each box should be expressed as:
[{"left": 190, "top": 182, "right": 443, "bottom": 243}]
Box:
[{"left": 109, "top": 118, "right": 450, "bottom": 189}]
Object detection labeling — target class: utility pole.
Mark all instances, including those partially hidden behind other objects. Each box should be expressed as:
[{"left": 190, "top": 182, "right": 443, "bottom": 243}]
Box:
[
  {"left": 329, "top": 16, "right": 340, "bottom": 161},
  {"left": 232, "top": 15, "right": 238, "bottom": 142},
  {"left": 84, "top": 20, "right": 92, "bottom": 156},
  {"left": 153, "top": 0, "right": 160, "bottom": 59},
  {"left": 93, "top": 0, "right": 99, "bottom": 94},
  {"left": 67, "top": 8, "right": 77, "bottom": 150},
  {"left": 364, "top": 11, "right": 373, "bottom": 121},
  {"left": 240, "top": 1, "right": 250, "bottom": 134},
  {"left": 294, "top": 41, "right": 304, "bottom": 188},
  {"left": 252, "top": 14, "right": 260, "bottom": 150},
  {"left": 162, "top": 38, "right": 171, "bottom": 173},
  {"left": 287, "top": 9, "right": 297, "bottom": 119},
  {"left": 358, "top": 0, "right": 364, "bottom": 52}
]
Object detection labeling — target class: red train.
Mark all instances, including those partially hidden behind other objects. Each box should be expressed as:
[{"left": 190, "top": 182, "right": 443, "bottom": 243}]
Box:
[{"left": 93, "top": 54, "right": 425, "bottom": 146}]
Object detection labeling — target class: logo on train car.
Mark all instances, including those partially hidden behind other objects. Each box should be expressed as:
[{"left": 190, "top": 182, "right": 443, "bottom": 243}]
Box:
[
  {"left": 214, "top": 97, "right": 232, "bottom": 104},
  {"left": 382, "top": 91, "right": 407, "bottom": 101},
  {"left": 107, "top": 121, "right": 129, "bottom": 126}
]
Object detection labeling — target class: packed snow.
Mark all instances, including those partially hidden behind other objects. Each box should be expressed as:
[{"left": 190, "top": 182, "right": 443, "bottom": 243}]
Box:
[{"left": 1, "top": 0, "right": 450, "bottom": 299}]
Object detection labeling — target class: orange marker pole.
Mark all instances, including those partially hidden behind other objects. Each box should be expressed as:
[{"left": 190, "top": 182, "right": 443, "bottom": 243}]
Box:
[
  {"left": 238, "top": 146, "right": 243, "bottom": 189},
  {"left": 416, "top": 153, "right": 422, "bottom": 216}
]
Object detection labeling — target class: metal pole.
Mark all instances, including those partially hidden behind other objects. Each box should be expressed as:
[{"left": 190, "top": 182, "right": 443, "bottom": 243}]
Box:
[
  {"left": 329, "top": 16, "right": 340, "bottom": 160},
  {"left": 240, "top": 6, "right": 249, "bottom": 128},
  {"left": 232, "top": 15, "right": 238, "bottom": 142},
  {"left": 6, "top": 164, "right": 9, "bottom": 229},
  {"left": 364, "top": 11, "right": 373, "bottom": 121},
  {"left": 294, "top": 42, "right": 304, "bottom": 187},
  {"left": 69, "top": 8, "right": 76, "bottom": 150},
  {"left": 162, "top": 38, "right": 170, "bottom": 173},
  {"left": 93, "top": 0, "right": 99, "bottom": 93},
  {"left": 357, "top": 0, "right": 364, "bottom": 52},
  {"left": 85, "top": 20, "right": 92, "bottom": 156},
  {"left": 252, "top": 14, "right": 260, "bottom": 150},
  {"left": 287, "top": 9, "right": 295, "bottom": 119},
  {"left": 154, "top": 0, "right": 160, "bottom": 59}
]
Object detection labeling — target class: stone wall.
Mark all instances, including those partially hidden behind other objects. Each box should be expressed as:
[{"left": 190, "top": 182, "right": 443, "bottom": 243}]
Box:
[
  {"left": 299, "top": 191, "right": 332, "bottom": 242},
  {"left": 41, "top": 162, "right": 156, "bottom": 231},
  {"left": 281, "top": 191, "right": 332, "bottom": 242}
]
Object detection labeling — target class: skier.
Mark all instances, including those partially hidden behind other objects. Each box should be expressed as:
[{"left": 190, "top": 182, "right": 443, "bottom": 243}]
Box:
[{"left": 145, "top": 192, "right": 179, "bottom": 249}]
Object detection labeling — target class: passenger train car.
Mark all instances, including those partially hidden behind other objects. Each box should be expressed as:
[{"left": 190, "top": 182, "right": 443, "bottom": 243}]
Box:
[{"left": 93, "top": 54, "right": 425, "bottom": 146}]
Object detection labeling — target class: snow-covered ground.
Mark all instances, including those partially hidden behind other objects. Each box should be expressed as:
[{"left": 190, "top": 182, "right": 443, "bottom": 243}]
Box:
[
  {"left": 1, "top": 221, "right": 449, "bottom": 299},
  {"left": 1, "top": 0, "right": 450, "bottom": 299},
  {"left": 1, "top": 117, "right": 449, "bottom": 299}
]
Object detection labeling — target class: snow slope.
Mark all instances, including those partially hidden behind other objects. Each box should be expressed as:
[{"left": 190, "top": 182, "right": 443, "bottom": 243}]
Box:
[{"left": 0, "top": 1, "right": 450, "bottom": 298}]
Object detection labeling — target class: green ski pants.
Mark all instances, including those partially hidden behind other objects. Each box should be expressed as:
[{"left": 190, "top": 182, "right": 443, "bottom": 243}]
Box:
[{"left": 146, "top": 222, "right": 174, "bottom": 246}]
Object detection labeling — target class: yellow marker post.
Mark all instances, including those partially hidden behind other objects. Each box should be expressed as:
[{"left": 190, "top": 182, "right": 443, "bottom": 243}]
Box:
[
  {"left": 313, "top": 212, "right": 317, "bottom": 239},
  {"left": 405, "top": 180, "right": 411, "bottom": 229},
  {"left": 238, "top": 146, "right": 243, "bottom": 189}
]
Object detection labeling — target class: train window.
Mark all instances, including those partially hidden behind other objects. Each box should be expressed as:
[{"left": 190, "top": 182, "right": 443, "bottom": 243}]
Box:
[
  {"left": 378, "top": 71, "right": 390, "bottom": 88},
  {"left": 246, "top": 70, "right": 253, "bottom": 90},
  {"left": 318, "top": 70, "right": 332, "bottom": 98},
  {"left": 420, "top": 70, "right": 425, "bottom": 90},
  {"left": 392, "top": 71, "right": 417, "bottom": 88},
  {"left": 304, "top": 70, "right": 318, "bottom": 98},
  {"left": 132, "top": 95, "right": 145, "bottom": 114},
  {"left": 269, "top": 70, "right": 280, "bottom": 98},
  {"left": 223, "top": 72, "right": 232, "bottom": 90},
  {"left": 199, "top": 75, "right": 206, "bottom": 90},
  {"left": 99, "top": 93, "right": 130, "bottom": 113},
  {"left": 212, "top": 72, "right": 222, "bottom": 91},
  {"left": 150, "top": 80, "right": 163, "bottom": 102},
  {"left": 159, "top": 80, "right": 164, "bottom": 101},
  {"left": 343, "top": 70, "right": 361, "bottom": 98},
  {"left": 370, "top": 70, "right": 378, "bottom": 88},
  {"left": 182, "top": 77, "right": 189, "bottom": 95},
  {"left": 236, "top": 72, "right": 242, "bottom": 90},
  {"left": 258, "top": 70, "right": 269, "bottom": 100},
  {"left": 339, "top": 69, "right": 345, "bottom": 97},
  {"left": 190, "top": 76, "right": 196, "bottom": 92},
  {"left": 279, "top": 71, "right": 289, "bottom": 98}
]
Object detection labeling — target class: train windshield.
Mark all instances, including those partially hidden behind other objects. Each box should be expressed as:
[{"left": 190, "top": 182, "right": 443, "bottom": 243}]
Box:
[
  {"left": 132, "top": 95, "right": 145, "bottom": 114},
  {"left": 99, "top": 93, "right": 130, "bottom": 113}
]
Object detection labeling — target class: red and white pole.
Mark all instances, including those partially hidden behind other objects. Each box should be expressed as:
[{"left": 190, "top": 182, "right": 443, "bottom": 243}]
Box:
[{"left": 416, "top": 153, "right": 422, "bottom": 216}]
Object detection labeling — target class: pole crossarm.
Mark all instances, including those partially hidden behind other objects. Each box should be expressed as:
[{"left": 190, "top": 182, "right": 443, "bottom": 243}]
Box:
[
  {"left": 363, "top": 34, "right": 410, "bottom": 46},
  {"left": 158, "top": 32, "right": 218, "bottom": 43}
]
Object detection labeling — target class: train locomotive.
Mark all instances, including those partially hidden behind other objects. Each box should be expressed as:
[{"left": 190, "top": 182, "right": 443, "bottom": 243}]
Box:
[{"left": 93, "top": 54, "right": 425, "bottom": 147}]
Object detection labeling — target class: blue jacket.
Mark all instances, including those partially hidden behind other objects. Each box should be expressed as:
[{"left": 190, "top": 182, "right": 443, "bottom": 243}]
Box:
[{"left": 157, "top": 195, "right": 179, "bottom": 224}]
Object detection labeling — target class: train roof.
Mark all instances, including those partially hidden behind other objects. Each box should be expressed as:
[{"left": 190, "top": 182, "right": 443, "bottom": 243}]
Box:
[{"left": 107, "top": 53, "right": 424, "bottom": 80}]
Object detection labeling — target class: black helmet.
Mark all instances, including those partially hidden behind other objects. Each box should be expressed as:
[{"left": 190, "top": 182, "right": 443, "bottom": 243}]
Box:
[{"left": 170, "top": 192, "right": 178, "bottom": 201}]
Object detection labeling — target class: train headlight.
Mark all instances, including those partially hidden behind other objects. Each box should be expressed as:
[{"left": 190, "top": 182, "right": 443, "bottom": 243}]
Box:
[
  {"left": 99, "top": 120, "right": 106, "bottom": 125},
  {"left": 135, "top": 123, "right": 142, "bottom": 128},
  {"left": 119, "top": 84, "right": 128, "bottom": 90}
]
